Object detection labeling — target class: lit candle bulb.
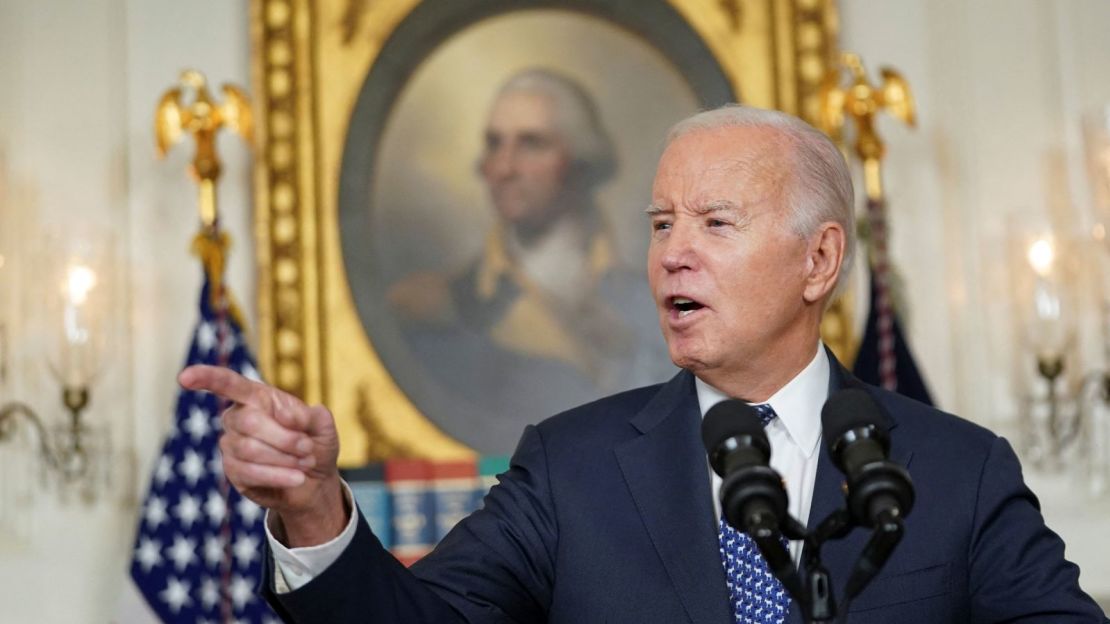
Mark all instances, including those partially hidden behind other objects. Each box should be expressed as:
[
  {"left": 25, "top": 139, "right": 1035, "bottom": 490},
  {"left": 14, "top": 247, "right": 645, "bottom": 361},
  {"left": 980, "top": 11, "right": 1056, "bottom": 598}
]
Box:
[
  {"left": 1025, "top": 236, "right": 1069, "bottom": 363},
  {"left": 59, "top": 263, "right": 98, "bottom": 388},
  {"left": 1027, "top": 236, "right": 1055, "bottom": 277}
]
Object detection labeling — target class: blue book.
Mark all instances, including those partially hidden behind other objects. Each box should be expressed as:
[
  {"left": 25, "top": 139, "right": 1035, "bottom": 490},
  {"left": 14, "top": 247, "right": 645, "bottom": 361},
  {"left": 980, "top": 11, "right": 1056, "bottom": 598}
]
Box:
[{"left": 342, "top": 464, "right": 391, "bottom": 549}]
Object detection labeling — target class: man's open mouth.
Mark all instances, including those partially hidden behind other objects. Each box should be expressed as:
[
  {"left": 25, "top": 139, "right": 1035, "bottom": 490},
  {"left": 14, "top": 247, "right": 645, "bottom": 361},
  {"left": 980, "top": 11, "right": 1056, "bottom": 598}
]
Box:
[{"left": 668, "top": 296, "right": 706, "bottom": 318}]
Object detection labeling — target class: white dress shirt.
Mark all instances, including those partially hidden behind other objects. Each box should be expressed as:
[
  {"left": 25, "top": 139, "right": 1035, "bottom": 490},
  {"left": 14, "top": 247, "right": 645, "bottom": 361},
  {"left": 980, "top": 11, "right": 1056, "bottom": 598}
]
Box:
[
  {"left": 268, "top": 344, "right": 829, "bottom": 592},
  {"left": 696, "top": 344, "right": 828, "bottom": 564},
  {"left": 266, "top": 482, "right": 359, "bottom": 592}
]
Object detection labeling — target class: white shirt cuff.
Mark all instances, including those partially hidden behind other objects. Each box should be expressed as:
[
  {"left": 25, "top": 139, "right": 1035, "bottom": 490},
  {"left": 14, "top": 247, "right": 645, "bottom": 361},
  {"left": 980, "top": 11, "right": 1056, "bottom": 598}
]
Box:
[{"left": 266, "top": 480, "right": 359, "bottom": 593}]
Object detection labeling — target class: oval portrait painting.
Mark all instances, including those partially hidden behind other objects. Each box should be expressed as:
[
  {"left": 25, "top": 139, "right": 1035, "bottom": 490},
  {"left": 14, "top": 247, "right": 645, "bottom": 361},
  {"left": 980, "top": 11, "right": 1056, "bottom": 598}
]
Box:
[{"left": 340, "top": 5, "right": 734, "bottom": 454}]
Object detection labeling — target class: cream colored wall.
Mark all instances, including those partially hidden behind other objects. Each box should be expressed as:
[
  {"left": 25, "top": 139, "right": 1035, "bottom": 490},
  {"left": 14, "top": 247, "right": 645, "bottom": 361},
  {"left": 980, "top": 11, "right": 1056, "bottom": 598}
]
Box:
[
  {"left": 0, "top": 1, "right": 1107, "bottom": 621},
  {"left": 839, "top": 0, "right": 1110, "bottom": 603},
  {"left": 841, "top": 0, "right": 1110, "bottom": 433},
  {"left": 0, "top": 1, "right": 252, "bottom": 622}
]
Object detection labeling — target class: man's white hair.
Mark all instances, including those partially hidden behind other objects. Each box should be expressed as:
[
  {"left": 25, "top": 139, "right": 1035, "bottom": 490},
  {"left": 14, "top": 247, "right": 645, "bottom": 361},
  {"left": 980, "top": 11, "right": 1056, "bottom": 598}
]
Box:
[
  {"left": 665, "top": 105, "right": 856, "bottom": 295},
  {"left": 497, "top": 68, "right": 617, "bottom": 189}
]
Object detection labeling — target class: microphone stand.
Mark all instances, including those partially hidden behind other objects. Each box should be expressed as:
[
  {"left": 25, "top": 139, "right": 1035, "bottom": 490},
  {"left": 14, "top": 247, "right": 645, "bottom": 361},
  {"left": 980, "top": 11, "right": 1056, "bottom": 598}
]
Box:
[
  {"left": 746, "top": 511, "right": 808, "bottom": 609},
  {"left": 741, "top": 506, "right": 903, "bottom": 624},
  {"left": 837, "top": 508, "right": 905, "bottom": 622}
]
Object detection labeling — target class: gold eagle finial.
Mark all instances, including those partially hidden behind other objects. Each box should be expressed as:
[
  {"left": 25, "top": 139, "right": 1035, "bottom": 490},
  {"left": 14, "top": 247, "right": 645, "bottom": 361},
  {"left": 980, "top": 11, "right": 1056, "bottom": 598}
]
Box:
[{"left": 154, "top": 69, "right": 253, "bottom": 229}]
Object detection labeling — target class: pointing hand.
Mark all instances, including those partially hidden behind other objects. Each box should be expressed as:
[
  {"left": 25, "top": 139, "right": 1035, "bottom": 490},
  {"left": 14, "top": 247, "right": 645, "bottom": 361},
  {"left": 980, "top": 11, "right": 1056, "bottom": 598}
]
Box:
[{"left": 179, "top": 364, "right": 347, "bottom": 546}]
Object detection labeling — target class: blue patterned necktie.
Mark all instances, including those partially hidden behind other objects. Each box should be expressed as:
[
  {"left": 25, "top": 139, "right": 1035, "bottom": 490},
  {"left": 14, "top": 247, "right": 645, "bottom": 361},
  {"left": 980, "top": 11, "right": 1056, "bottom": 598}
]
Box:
[{"left": 717, "top": 403, "right": 791, "bottom": 623}]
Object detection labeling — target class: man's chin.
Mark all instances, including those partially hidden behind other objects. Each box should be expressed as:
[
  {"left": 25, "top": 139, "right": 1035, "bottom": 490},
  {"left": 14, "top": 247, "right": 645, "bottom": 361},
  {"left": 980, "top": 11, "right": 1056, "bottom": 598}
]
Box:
[{"left": 667, "top": 348, "right": 712, "bottom": 374}]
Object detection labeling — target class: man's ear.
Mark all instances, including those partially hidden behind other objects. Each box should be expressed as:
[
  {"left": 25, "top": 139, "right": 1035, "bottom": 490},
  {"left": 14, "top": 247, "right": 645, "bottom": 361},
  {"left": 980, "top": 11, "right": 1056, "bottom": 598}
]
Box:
[{"left": 802, "top": 221, "right": 845, "bottom": 304}]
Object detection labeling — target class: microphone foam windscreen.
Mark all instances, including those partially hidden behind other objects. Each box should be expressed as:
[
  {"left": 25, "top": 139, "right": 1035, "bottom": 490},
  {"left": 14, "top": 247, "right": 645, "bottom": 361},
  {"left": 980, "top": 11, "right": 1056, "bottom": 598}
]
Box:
[
  {"left": 701, "top": 399, "right": 767, "bottom": 453},
  {"left": 821, "top": 388, "right": 885, "bottom": 444}
]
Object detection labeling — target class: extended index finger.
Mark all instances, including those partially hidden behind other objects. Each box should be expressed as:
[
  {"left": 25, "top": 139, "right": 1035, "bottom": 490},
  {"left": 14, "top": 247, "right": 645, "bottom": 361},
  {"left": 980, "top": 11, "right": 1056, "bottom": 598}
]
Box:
[{"left": 179, "top": 364, "right": 266, "bottom": 406}]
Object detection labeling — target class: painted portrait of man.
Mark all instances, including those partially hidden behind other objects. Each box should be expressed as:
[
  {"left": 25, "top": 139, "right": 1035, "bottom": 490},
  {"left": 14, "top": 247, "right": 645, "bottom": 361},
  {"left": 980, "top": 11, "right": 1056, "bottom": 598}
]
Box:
[
  {"left": 339, "top": 10, "right": 716, "bottom": 454},
  {"left": 385, "top": 69, "right": 674, "bottom": 452}
]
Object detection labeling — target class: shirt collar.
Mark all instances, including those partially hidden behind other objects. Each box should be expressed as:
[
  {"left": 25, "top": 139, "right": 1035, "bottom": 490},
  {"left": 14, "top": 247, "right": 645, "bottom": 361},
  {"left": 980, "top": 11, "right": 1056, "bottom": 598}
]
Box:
[{"left": 694, "top": 343, "right": 828, "bottom": 458}]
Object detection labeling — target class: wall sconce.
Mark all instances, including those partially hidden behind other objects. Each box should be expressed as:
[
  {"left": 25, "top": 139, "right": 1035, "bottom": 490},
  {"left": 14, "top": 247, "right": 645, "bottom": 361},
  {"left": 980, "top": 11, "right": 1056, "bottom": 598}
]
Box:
[
  {"left": 1017, "top": 232, "right": 1084, "bottom": 468},
  {"left": 0, "top": 237, "right": 116, "bottom": 500},
  {"left": 1079, "top": 104, "right": 1110, "bottom": 496},
  {"left": 1017, "top": 105, "right": 1110, "bottom": 495}
]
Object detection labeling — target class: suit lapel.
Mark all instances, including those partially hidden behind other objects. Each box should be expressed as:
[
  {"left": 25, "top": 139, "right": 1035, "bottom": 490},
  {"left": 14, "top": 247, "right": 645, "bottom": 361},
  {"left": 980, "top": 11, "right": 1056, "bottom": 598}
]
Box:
[
  {"left": 614, "top": 371, "right": 732, "bottom": 624},
  {"left": 804, "top": 353, "right": 860, "bottom": 538},
  {"left": 807, "top": 353, "right": 914, "bottom": 528},
  {"left": 800, "top": 352, "right": 916, "bottom": 615},
  {"left": 613, "top": 354, "right": 918, "bottom": 623}
]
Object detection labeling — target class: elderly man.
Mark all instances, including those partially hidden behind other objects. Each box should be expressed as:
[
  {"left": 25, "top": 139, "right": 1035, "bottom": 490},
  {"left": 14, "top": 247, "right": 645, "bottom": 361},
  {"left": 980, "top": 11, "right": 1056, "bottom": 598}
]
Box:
[
  {"left": 182, "top": 105, "right": 1106, "bottom": 622},
  {"left": 387, "top": 68, "right": 671, "bottom": 453}
]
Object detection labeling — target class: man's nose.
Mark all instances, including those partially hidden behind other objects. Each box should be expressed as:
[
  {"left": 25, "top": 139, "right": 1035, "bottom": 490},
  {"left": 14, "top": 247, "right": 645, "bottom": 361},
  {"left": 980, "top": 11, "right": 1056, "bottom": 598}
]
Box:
[
  {"left": 484, "top": 144, "right": 518, "bottom": 180},
  {"left": 658, "top": 222, "right": 699, "bottom": 272}
]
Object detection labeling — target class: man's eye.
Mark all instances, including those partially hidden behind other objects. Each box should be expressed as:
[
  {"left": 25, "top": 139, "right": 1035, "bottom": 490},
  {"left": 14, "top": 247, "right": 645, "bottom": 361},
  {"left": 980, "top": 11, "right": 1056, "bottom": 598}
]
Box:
[
  {"left": 652, "top": 221, "right": 671, "bottom": 232},
  {"left": 519, "top": 135, "right": 553, "bottom": 151},
  {"left": 707, "top": 218, "right": 728, "bottom": 228}
]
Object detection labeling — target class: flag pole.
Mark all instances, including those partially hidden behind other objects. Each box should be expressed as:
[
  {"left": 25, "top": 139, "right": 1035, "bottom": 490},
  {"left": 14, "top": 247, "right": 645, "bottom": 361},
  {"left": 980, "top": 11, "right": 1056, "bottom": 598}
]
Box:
[
  {"left": 820, "top": 53, "right": 920, "bottom": 394},
  {"left": 154, "top": 69, "right": 253, "bottom": 328},
  {"left": 128, "top": 69, "right": 277, "bottom": 623}
]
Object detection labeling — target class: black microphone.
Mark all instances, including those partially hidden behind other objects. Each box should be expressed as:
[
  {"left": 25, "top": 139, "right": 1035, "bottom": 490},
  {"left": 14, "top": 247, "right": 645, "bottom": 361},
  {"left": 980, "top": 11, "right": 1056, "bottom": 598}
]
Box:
[
  {"left": 822, "top": 388, "right": 916, "bottom": 607},
  {"left": 821, "top": 388, "right": 914, "bottom": 528},
  {"left": 701, "top": 400, "right": 788, "bottom": 534},
  {"left": 702, "top": 400, "right": 807, "bottom": 606}
]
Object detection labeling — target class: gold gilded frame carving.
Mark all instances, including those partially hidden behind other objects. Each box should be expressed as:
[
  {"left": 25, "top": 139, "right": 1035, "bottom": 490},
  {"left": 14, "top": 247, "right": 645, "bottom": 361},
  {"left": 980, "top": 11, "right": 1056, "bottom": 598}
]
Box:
[{"left": 250, "top": 0, "right": 839, "bottom": 466}]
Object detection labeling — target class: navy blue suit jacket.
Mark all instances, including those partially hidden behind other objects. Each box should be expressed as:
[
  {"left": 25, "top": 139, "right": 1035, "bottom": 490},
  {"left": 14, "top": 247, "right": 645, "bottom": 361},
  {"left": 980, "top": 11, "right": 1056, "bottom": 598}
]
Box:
[{"left": 264, "top": 360, "right": 1106, "bottom": 622}]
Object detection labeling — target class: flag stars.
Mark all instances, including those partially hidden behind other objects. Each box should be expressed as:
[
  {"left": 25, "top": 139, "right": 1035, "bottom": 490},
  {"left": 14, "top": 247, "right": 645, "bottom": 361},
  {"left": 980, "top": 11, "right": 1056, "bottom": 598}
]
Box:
[
  {"left": 145, "top": 496, "right": 168, "bottom": 529},
  {"left": 203, "top": 534, "right": 225, "bottom": 567},
  {"left": 236, "top": 497, "right": 263, "bottom": 525},
  {"left": 208, "top": 450, "right": 225, "bottom": 480},
  {"left": 167, "top": 534, "right": 198, "bottom": 571},
  {"left": 154, "top": 455, "right": 174, "bottom": 487},
  {"left": 179, "top": 449, "right": 206, "bottom": 487},
  {"left": 232, "top": 533, "right": 260, "bottom": 568},
  {"left": 204, "top": 490, "right": 227, "bottom": 526},
  {"left": 184, "top": 406, "right": 212, "bottom": 442},
  {"left": 229, "top": 574, "right": 256, "bottom": 610},
  {"left": 174, "top": 493, "right": 202, "bottom": 529},
  {"left": 159, "top": 576, "right": 193, "bottom": 614},
  {"left": 199, "top": 576, "right": 220, "bottom": 609},
  {"left": 134, "top": 537, "right": 163, "bottom": 573},
  {"left": 241, "top": 362, "right": 261, "bottom": 382},
  {"left": 133, "top": 295, "right": 276, "bottom": 622},
  {"left": 218, "top": 325, "right": 238, "bottom": 355},
  {"left": 196, "top": 322, "right": 217, "bottom": 354}
]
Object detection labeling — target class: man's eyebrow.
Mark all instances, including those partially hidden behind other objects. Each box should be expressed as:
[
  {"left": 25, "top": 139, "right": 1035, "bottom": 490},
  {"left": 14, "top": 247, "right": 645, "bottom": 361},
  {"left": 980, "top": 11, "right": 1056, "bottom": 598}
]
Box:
[
  {"left": 691, "top": 199, "right": 740, "bottom": 215},
  {"left": 646, "top": 200, "right": 743, "bottom": 216}
]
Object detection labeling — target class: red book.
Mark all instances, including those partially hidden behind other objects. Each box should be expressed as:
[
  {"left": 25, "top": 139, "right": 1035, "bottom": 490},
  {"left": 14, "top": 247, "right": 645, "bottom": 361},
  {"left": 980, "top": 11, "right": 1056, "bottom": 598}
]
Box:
[
  {"left": 430, "top": 459, "right": 479, "bottom": 541},
  {"left": 385, "top": 458, "right": 433, "bottom": 566}
]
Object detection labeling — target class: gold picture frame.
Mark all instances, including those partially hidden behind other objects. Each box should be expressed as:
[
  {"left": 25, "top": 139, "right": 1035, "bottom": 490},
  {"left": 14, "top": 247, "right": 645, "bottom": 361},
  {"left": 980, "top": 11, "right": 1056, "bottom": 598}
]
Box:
[{"left": 250, "top": 0, "right": 839, "bottom": 466}]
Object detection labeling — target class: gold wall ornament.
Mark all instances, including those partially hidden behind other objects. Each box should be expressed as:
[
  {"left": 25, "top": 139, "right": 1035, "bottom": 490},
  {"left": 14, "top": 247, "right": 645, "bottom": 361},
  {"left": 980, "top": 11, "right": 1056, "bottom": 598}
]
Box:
[
  {"left": 155, "top": 69, "right": 254, "bottom": 231},
  {"left": 819, "top": 52, "right": 915, "bottom": 200},
  {"left": 819, "top": 52, "right": 917, "bottom": 385},
  {"left": 717, "top": 0, "right": 742, "bottom": 32},
  {"left": 250, "top": 0, "right": 840, "bottom": 465}
]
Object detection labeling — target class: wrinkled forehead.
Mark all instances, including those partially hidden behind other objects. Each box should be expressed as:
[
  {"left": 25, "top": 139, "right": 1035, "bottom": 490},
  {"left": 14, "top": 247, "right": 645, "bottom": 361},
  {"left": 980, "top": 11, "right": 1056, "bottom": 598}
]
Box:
[{"left": 651, "top": 129, "right": 792, "bottom": 210}]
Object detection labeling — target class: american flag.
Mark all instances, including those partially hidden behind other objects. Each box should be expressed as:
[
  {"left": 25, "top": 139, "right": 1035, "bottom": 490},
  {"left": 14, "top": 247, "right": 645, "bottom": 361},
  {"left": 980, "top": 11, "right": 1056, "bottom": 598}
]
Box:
[{"left": 129, "top": 277, "right": 280, "bottom": 623}]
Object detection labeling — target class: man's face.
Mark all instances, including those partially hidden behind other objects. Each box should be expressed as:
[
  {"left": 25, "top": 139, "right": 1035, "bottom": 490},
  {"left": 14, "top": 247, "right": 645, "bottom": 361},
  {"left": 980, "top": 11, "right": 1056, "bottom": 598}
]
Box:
[
  {"left": 647, "top": 126, "right": 815, "bottom": 387},
  {"left": 479, "top": 91, "right": 573, "bottom": 231}
]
